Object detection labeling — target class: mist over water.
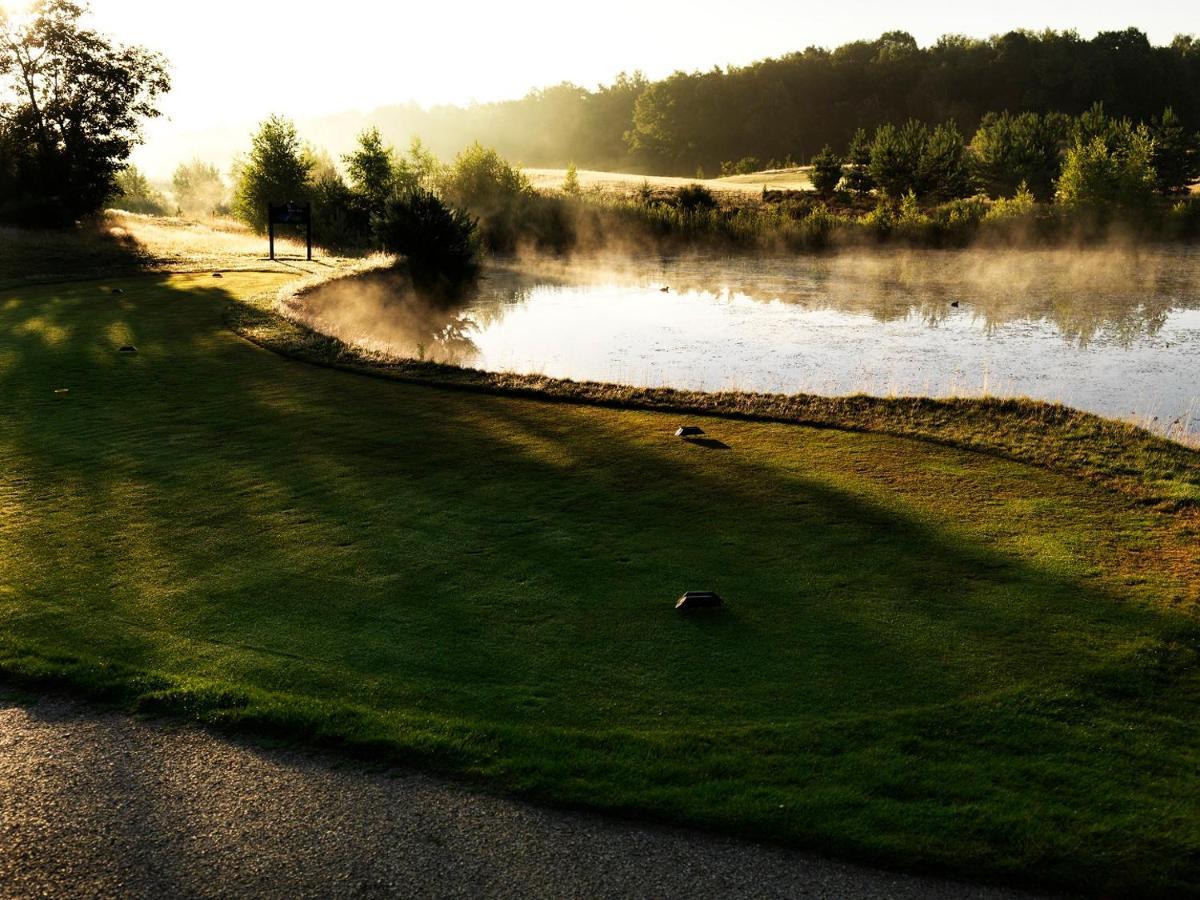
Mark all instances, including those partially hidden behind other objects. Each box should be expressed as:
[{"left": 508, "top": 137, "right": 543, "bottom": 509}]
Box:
[{"left": 296, "top": 247, "right": 1200, "bottom": 442}]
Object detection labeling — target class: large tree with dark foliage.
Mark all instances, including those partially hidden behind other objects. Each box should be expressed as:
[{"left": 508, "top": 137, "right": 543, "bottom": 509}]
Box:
[{"left": 0, "top": 1, "right": 169, "bottom": 225}]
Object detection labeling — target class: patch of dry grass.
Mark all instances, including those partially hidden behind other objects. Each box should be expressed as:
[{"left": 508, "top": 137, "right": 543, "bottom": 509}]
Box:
[
  {"left": 0, "top": 212, "right": 364, "bottom": 290},
  {"left": 524, "top": 166, "right": 814, "bottom": 197}
]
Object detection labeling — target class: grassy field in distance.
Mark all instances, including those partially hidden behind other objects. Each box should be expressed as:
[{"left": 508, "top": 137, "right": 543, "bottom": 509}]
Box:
[
  {"left": 523, "top": 166, "right": 814, "bottom": 196},
  {"left": 0, "top": 241, "right": 1198, "bottom": 893}
]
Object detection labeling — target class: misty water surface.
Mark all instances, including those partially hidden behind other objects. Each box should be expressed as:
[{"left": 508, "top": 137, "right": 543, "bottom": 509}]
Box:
[{"left": 298, "top": 247, "right": 1200, "bottom": 441}]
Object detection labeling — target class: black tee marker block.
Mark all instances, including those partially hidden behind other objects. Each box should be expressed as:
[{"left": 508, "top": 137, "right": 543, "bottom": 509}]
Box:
[{"left": 676, "top": 591, "right": 724, "bottom": 611}]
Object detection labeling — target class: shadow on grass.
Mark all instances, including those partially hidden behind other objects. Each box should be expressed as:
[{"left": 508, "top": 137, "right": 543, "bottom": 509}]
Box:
[
  {"left": 0, "top": 217, "right": 156, "bottom": 289},
  {"left": 1, "top": 271, "right": 1199, "bottom": 894}
]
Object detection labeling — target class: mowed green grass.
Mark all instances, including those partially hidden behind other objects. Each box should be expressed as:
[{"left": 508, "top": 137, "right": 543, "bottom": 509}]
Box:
[{"left": 2, "top": 273, "right": 1199, "bottom": 892}]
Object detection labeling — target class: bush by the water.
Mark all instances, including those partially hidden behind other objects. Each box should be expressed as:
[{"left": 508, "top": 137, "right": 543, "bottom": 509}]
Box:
[
  {"left": 437, "top": 143, "right": 573, "bottom": 253},
  {"left": 374, "top": 189, "right": 479, "bottom": 292}
]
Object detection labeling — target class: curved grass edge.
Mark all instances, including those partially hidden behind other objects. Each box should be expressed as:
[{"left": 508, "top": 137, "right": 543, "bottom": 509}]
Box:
[{"left": 230, "top": 269, "right": 1200, "bottom": 513}]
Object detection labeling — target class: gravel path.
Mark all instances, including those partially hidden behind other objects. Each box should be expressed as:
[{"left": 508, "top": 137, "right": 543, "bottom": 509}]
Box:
[{"left": 0, "top": 693, "right": 1040, "bottom": 899}]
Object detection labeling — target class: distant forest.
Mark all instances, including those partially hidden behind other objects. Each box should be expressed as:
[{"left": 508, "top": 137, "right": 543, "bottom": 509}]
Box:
[{"left": 357, "top": 29, "right": 1200, "bottom": 175}]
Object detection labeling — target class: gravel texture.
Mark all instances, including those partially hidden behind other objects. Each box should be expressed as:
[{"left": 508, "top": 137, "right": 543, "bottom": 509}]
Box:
[{"left": 0, "top": 693, "right": 1040, "bottom": 899}]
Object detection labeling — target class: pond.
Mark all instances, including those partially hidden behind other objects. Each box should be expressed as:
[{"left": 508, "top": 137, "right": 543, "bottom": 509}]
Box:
[{"left": 296, "top": 247, "right": 1200, "bottom": 442}]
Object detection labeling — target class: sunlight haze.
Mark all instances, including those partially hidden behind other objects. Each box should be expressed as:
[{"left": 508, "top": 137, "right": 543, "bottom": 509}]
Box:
[{"left": 57, "top": 0, "right": 1196, "bottom": 176}]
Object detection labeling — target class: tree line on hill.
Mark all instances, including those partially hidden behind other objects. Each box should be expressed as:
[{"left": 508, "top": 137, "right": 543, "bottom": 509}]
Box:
[{"left": 354, "top": 28, "right": 1200, "bottom": 177}]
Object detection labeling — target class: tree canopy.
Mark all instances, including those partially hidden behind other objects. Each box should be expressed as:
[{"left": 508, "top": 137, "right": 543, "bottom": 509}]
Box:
[
  {"left": 231, "top": 115, "right": 312, "bottom": 231},
  {"left": 359, "top": 29, "right": 1200, "bottom": 177},
  {"left": 0, "top": 0, "right": 169, "bottom": 225}
]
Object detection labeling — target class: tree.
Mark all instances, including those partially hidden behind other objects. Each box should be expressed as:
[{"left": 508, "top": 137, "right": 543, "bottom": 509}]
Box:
[
  {"left": 112, "top": 165, "right": 168, "bottom": 215},
  {"left": 809, "top": 145, "right": 843, "bottom": 194},
  {"left": 0, "top": 0, "right": 170, "bottom": 225},
  {"left": 344, "top": 127, "right": 397, "bottom": 212},
  {"left": 562, "top": 162, "right": 581, "bottom": 195},
  {"left": 172, "top": 159, "right": 226, "bottom": 218},
  {"left": 1055, "top": 125, "right": 1158, "bottom": 214},
  {"left": 295, "top": 30, "right": 1200, "bottom": 177},
  {"left": 842, "top": 128, "right": 875, "bottom": 196},
  {"left": 1150, "top": 107, "right": 1199, "bottom": 195},
  {"left": 869, "top": 120, "right": 927, "bottom": 198},
  {"left": 231, "top": 115, "right": 312, "bottom": 231},
  {"left": 919, "top": 121, "right": 972, "bottom": 201},
  {"left": 1070, "top": 103, "right": 1127, "bottom": 152},
  {"left": 309, "top": 165, "right": 369, "bottom": 251},
  {"left": 394, "top": 137, "right": 441, "bottom": 194},
  {"left": 970, "top": 111, "right": 1067, "bottom": 201}
]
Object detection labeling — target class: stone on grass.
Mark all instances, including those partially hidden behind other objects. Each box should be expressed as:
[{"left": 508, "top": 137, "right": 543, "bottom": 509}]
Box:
[
  {"left": 118, "top": 346, "right": 137, "bottom": 354},
  {"left": 675, "top": 426, "right": 705, "bottom": 438}
]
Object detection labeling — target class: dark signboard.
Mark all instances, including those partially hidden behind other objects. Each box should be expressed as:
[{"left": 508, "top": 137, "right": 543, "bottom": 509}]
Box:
[
  {"left": 267, "top": 201, "right": 312, "bottom": 260},
  {"left": 269, "top": 202, "right": 311, "bottom": 225}
]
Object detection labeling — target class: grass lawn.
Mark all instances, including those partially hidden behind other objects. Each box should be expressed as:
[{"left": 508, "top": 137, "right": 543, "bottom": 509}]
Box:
[{"left": 2, "top": 271, "right": 1199, "bottom": 894}]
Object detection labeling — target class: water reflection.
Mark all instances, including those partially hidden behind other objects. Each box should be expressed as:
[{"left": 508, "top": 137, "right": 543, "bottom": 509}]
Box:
[{"left": 296, "top": 248, "right": 1200, "bottom": 440}]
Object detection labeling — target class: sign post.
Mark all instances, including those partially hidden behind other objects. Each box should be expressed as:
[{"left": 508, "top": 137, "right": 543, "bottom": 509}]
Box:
[{"left": 267, "top": 201, "right": 313, "bottom": 261}]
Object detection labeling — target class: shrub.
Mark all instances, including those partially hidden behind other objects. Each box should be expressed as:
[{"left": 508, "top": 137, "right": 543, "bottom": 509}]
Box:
[
  {"left": 562, "top": 163, "right": 581, "bottom": 195},
  {"left": 797, "top": 203, "right": 842, "bottom": 248},
  {"left": 930, "top": 195, "right": 988, "bottom": 244},
  {"left": 862, "top": 199, "right": 896, "bottom": 238},
  {"left": 721, "top": 157, "right": 761, "bottom": 176},
  {"left": 1055, "top": 126, "right": 1158, "bottom": 217},
  {"left": 893, "top": 190, "right": 932, "bottom": 241},
  {"left": 810, "top": 145, "right": 844, "bottom": 195},
  {"left": 374, "top": 189, "right": 478, "bottom": 294},
  {"left": 983, "top": 182, "right": 1037, "bottom": 222},
  {"left": 1164, "top": 198, "right": 1200, "bottom": 239},
  {"left": 437, "top": 143, "right": 537, "bottom": 252},
  {"left": 674, "top": 183, "right": 718, "bottom": 212}
]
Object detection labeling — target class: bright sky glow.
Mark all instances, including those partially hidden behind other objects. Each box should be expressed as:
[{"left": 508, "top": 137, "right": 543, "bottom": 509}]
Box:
[{"left": 23, "top": 0, "right": 1195, "bottom": 175}]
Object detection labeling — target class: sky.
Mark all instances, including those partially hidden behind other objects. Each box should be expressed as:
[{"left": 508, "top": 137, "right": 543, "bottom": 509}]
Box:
[{"left": 10, "top": 0, "right": 1194, "bottom": 175}]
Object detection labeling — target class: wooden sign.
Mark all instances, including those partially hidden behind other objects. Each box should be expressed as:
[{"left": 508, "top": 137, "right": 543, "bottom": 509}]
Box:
[{"left": 267, "top": 201, "right": 312, "bottom": 260}]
